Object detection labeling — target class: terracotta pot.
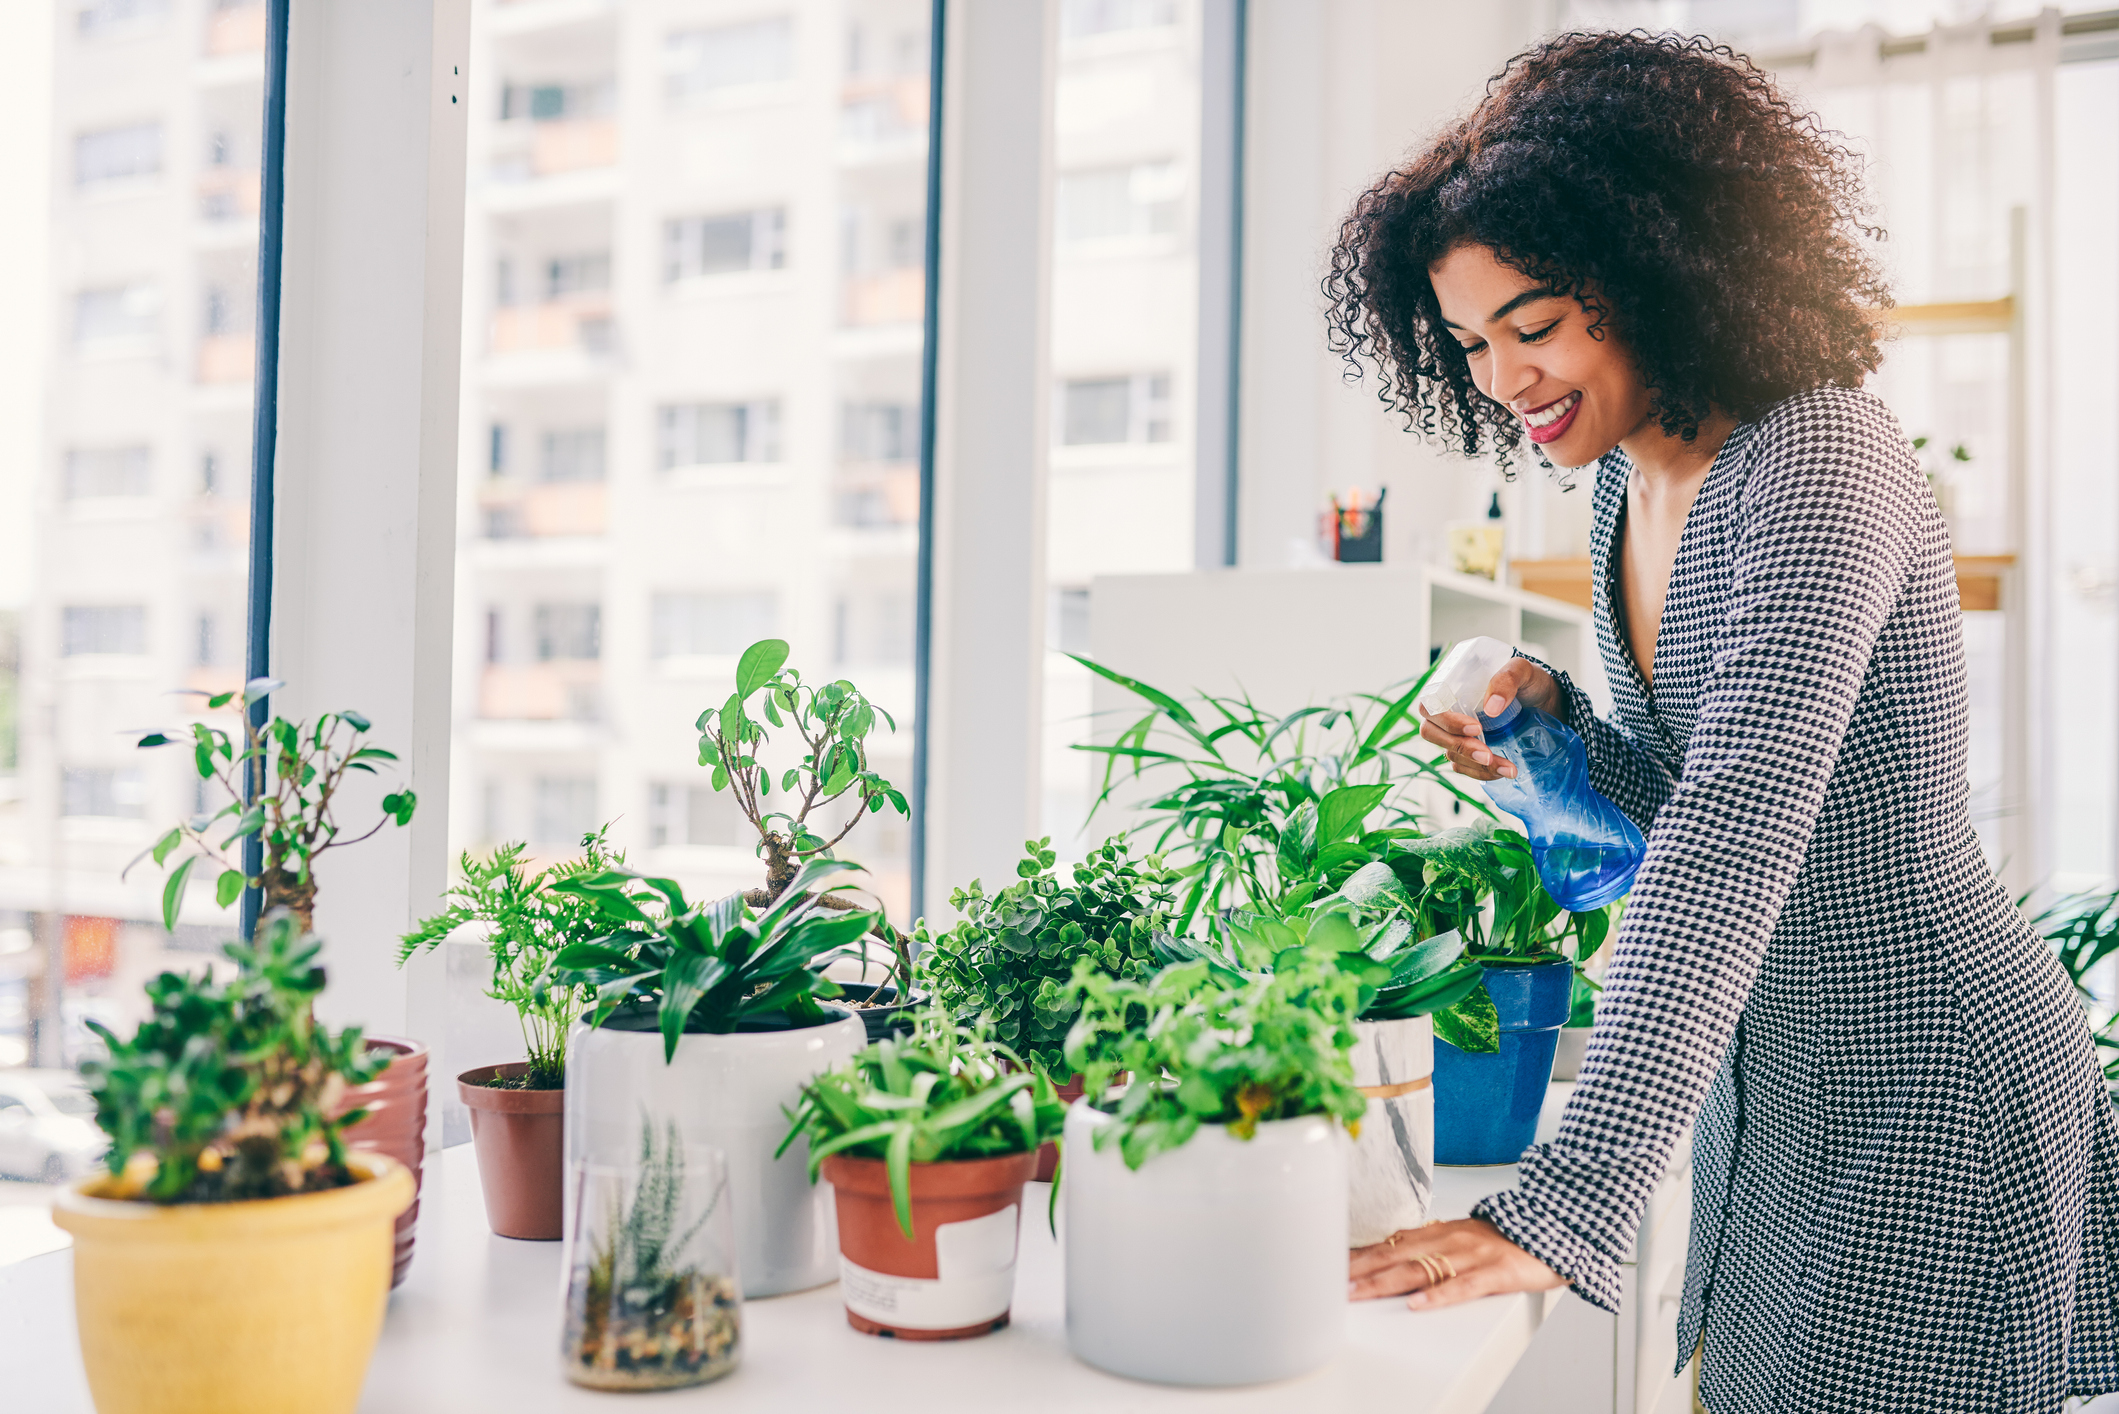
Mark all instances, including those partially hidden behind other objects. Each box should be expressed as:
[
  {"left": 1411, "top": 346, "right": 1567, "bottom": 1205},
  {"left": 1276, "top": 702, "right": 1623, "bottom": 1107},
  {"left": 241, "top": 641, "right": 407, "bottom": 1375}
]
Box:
[
  {"left": 821, "top": 1150, "right": 1038, "bottom": 1340},
  {"left": 457, "top": 1062, "right": 564, "bottom": 1240},
  {"left": 1033, "top": 1074, "right": 1090, "bottom": 1182},
  {"left": 335, "top": 1035, "right": 428, "bottom": 1286}
]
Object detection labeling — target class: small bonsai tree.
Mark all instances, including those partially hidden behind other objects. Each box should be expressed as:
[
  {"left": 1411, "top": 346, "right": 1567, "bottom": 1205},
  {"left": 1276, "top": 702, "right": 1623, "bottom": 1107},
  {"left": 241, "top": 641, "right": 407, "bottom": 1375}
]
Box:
[
  {"left": 131, "top": 679, "right": 416, "bottom": 933},
  {"left": 82, "top": 912, "right": 387, "bottom": 1203},
  {"left": 399, "top": 830, "right": 636, "bottom": 1089}
]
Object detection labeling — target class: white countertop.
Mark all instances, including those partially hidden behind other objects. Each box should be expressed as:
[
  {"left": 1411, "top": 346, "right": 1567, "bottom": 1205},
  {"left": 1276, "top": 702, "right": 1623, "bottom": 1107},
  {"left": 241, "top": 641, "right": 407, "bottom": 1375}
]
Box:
[{"left": 1, "top": 1089, "right": 1574, "bottom": 1413}]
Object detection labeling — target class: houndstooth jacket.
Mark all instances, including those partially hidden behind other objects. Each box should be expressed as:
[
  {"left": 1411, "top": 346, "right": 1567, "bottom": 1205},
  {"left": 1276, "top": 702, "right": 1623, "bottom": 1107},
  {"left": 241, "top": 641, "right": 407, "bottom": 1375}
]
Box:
[{"left": 1473, "top": 387, "right": 2119, "bottom": 1411}]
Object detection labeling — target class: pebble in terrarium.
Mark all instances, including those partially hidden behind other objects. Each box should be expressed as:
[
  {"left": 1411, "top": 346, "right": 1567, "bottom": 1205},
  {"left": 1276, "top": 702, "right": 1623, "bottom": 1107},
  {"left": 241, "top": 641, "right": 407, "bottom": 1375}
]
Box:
[{"left": 561, "top": 1119, "right": 741, "bottom": 1391}]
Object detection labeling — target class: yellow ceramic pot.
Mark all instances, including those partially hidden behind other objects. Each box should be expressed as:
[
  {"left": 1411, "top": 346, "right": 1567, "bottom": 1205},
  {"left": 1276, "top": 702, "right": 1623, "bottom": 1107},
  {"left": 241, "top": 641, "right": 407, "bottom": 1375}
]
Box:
[{"left": 52, "top": 1155, "right": 414, "bottom": 1414}]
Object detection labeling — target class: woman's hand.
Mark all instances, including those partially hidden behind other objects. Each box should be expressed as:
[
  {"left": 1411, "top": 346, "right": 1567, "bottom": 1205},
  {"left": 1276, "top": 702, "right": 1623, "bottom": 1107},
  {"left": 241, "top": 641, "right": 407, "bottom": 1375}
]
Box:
[
  {"left": 1417, "top": 658, "right": 1561, "bottom": 781},
  {"left": 1348, "top": 1218, "right": 1567, "bottom": 1310}
]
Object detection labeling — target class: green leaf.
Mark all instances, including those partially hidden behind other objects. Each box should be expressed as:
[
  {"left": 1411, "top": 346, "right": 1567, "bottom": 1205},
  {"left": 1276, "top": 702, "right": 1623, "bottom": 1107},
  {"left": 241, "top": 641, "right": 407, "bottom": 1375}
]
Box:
[
  {"left": 150, "top": 828, "right": 183, "bottom": 867},
  {"left": 1065, "top": 654, "right": 1197, "bottom": 724},
  {"left": 215, "top": 869, "right": 246, "bottom": 908},
  {"left": 1433, "top": 980, "right": 1500, "bottom": 1054},
  {"left": 161, "top": 856, "right": 198, "bottom": 931},
  {"left": 1317, "top": 784, "right": 1390, "bottom": 848},
  {"left": 720, "top": 692, "right": 745, "bottom": 745},
  {"left": 341, "top": 710, "right": 372, "bottom": 732},
  {"left": 736, "top": 640, "right": 791, "bottom": 700},
  {"left": 381, "top": 790, "right": 417, "bottom": 826}
]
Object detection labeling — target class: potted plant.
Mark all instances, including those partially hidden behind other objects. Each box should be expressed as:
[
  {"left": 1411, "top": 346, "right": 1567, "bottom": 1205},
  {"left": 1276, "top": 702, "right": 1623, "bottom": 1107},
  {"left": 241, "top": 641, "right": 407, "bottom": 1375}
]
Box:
[
  {"left": 780, "top": 1009, "right": 1066, "bottom": 1340},
  {"left": 695, "top": 638, "right": 918, "bottom": 1034},
  {"left": 130, "top": 680, "right": 428, "bottom": 1282},
  {"left": 547, "top": 855, "right": 877, "bottom": 1296},
  {"left": 53, "top": 914, "right": 414, "bottom": 1414},
  {"left": 1059, "top": 954, "right": 1366, "bottom": 1386},
  {"left": 399, "top": 831, "right": 630, "bottom": 1240},
  {"left": 915, "top": 835, "right": 1173, "bottom": 1178},
  {"left": 2034, "top": 888, "right": 2119, "bottom": 1107}
]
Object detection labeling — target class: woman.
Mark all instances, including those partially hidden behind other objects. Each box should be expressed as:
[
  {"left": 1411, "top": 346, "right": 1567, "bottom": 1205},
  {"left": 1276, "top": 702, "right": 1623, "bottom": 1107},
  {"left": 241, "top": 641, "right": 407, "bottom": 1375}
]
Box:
[{"left": 1327, "top": 32, "right": 2118, "bottom": 1412}]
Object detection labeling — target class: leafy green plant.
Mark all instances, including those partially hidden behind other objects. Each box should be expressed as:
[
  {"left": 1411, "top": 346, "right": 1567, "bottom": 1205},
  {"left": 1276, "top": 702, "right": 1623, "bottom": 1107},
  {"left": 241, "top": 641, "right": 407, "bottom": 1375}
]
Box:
[
  {"left": 915, "top": 836, "right": 1175, "bottom": 1079},
  {"left": 2033, "top": 889, "right": 2119, "bottom": 1084},
  {"left": 398, "top": 831, "right": 639, "bottom": 1089},
  {"left": 82, "top": 912, "right": 386, "bottom": 1203},
  {"left": 130, "top": 680, "right": 415, "bottom": 933},
  {"left": 780, "top": 1009, "right": 1067, "bottom": 1238},
  {"left": 548, "top": 856, "right": 879, "bottom": 1061},
  {"left": 1062, "top": 953, "right": 1368, "bottom": 1170}
]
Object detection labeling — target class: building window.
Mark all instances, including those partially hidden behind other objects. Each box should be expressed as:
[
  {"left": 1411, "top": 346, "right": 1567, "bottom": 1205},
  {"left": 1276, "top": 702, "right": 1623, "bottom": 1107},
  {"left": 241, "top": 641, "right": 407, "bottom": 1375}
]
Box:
[
  {"left": 484, "top": 609, "right": 504, "bottom": 664},
  {"left": 532, "top": 776, "right": 598, "bottom": 846},
  {"left": 1060, "top": 0, "right": 1177, "bottom": 40},
  {"left": 546, "top": 252, "right": 611, "bottom": 299},
  {"left": 1057, "top": 162, "right": 1183, "bottom": 245},
  {"left": 499, "top": 80, "right": 615, "bottom": 123},
  {"left": 839, "top": 401, "right": 917, "bottom": 463},
  {"left": 61, "top": 605, "right": 147, "bottom": 657},
  {"left": 665, "top": 210, "right": 786, "bottom": 281},
  {"left": 74, "top": 283, "right": 160, "bottom": 347},
  {"left": 665, "top": 18, "right": 795, "bottom": 99},
  {"left": 75, "top": 122, "right": 162, "bottom": 187},
  {"left": 203, "top": 281, "right": 252, "bottom": 336},
  {"left": 650, "top": 591, "right": 777, "bottom": 659},
  {"left": 61, "top": 766, "right": 146, "bottom": 819},
  {"left": 194, "top": 611, "right": 217, "bottom": 668},
  {"left": 1060, "top": 373, "right": 1172, "bottom": 446},
  {"left": 658, "top": 400, "right": 781, "bottom": 468},
  {"left": 76, "top": 0, "right": 170, "bottom": 40},
  {"left": 533, "top": 603, "right": 601, "bottom": 661},
  {"left": 199, "top": 450, "right": 220, "bottom": 496},
  {"left": 64, "top": 446, "right": 151, "bottom": 499},
  {"left": 540, "top": 428, "right": 606, "bottom": 483},
  {"left": 488, "top": 424, "right": 507, "bottom": 476},
  {"left": 647, "top": 781, "right": 753, "bottom": 847}
]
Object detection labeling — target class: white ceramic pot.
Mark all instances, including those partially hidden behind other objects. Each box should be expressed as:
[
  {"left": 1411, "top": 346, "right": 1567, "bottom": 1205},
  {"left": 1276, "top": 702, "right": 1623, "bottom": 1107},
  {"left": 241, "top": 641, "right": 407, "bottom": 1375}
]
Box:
[
  {"left": 1063, "top": 1104, "right": 1347, "bottom": 1386},
  {"left": 563, "top": 1008, "right": 866, "bottom": 1298},
  {"left": 1346, "top": 1015, "right": 1434, "bottom": 1246},
  {"left": 1551, "top": 1024, "right": 1591, "bottom": 1081}
]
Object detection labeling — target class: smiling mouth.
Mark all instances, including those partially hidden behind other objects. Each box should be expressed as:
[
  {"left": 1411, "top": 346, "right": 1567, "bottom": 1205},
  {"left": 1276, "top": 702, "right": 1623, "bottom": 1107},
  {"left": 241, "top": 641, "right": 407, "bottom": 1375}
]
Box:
[{"left": 1520, "top": 390, "right": 1581, "bottom": 445}]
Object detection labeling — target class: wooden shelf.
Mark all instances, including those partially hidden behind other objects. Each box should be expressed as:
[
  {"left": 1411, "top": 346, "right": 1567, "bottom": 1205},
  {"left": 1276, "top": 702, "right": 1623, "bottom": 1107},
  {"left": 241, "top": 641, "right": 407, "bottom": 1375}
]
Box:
[{"left": 1510, "top": 555, "right": 2016, "bottom": 613}]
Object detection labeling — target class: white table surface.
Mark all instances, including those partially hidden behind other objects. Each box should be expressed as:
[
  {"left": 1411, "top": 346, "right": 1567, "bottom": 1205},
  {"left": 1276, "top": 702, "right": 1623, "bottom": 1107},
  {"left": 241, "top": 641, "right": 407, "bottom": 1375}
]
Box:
[{"left": 1, "top": 1088, "right": 1574, "bottom": 1413}]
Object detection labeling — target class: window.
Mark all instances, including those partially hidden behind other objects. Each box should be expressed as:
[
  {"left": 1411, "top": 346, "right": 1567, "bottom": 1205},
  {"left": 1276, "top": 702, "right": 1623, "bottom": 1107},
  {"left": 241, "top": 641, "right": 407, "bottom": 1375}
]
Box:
[
  {"left": 533, "top": 603, "right": 601, "bottom": 661},
  {"left": 540, "top": 428, "right": 606, "bottom": 483},
  {"left": 74, "top": 283, "right": 159, "bottom": 347},
  {"left": 665, "top": 210, "right": 786, "bottom": 281},
  {"left": 840, "top": 401, "right": 916, "bottom": 462},
  {"left": 484, "top": 609, "right": 503, "bottom": 665},
  {"left": 61, "top": 767, "right": 145, "bottom": 819},
  {"left": 61, "top": 605, "right": 146, "bottom": 657},
  {"left": 203, "top": 281, "right": 252, "bottom": 336},
  {"left": 647, "top": 781, "right": 753, "bottom": 847},
  {"left": 658, "top": 400, "right": 781, "bottom": 468},
  {"left": 650, "top": 591, "right": 777, "bottom": 658},
  {"left": 199, "top": 450, "right": 220, "bottom": 496},
  {"left": 194, "top": 612, "right": 217, "bottom": 668},
  {"left": 665, "top": 18, "right": 795, "bottom": 99},
  {"left": 532, "top": 777, "right": 598, "bottom": 846},
  {"left": 488, "top": 425, "right": 507, "bottom": 476},
  {"left": 76, "top": 0, "right": 169, "bottom": 39},
  {"left": 1060, "top": 0, "right": 1177, "bottom": 40},
  {"left": 1059, "top": 373, "right": 1171, "bottom": 446},
  {"left": 64, "top": 446, "right": 151, "bottom": 499},
  {"left": 1057, "top": 162, "right": 1183, "bottom": 245},
  {"left": 546, "top": 252, "right": 611, "bottom": 299},
  {"left": 499, "top": 80, "right": 615, "bottom": 123},
  {"left": 75, "top": 122, "right": 162, "bottom": 187}
]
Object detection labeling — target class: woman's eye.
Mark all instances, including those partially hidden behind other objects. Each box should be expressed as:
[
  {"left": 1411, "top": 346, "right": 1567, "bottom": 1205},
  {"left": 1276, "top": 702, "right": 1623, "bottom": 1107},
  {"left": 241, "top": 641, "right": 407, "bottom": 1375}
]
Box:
[
  {"left": 1456, "top": 340, "right": 1488, "bottom": 358},
  {"left": 1519, "top": 320, "right": 1561, "bottom": 344}
]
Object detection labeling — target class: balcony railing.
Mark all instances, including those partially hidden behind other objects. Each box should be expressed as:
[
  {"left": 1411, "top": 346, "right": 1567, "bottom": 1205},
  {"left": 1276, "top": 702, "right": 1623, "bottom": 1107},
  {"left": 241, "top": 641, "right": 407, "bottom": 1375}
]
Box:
[
  {"left": 206, "top": 3, "right": 266, "bottom": 56},
  {"left": 481, "top": 663, "right": 602, "bottom": 721},
  {"left": 196, "top": 334, "right": 255, "bottom": 384},
  {"left": 479, "top": 481, "right": 607, "bottom": 539},
  {"left": 489, "top": 296, "right": 612, "bottom": 356},
  {"left": 831, "top": 462, "right": 919, "bottom": 528},
  {"left": 491, "top": 119, "right": 619, "bottom": 182},
  {"left": 841, "top": 269, "right": 923, "bottom": 327},
  {"left": 839, "top": 78, "right": 929, "bottom": 147},
  {"left": 198, "top": 168, "right": 261, "bottom": 222}
]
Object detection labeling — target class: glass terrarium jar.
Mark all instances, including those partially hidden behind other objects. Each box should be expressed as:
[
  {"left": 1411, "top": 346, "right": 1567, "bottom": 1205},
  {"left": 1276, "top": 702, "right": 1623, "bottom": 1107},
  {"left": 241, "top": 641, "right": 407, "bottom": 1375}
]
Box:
[{"left": 560, "top": 1128, "right": 741, "bottom": 1391}]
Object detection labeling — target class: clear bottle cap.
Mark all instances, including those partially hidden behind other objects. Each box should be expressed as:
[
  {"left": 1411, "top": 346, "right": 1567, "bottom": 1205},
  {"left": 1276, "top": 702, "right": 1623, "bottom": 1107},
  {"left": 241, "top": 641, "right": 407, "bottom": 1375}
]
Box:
[{"left": 1418, "top": 636, "right": 1519, "bottom": 718}]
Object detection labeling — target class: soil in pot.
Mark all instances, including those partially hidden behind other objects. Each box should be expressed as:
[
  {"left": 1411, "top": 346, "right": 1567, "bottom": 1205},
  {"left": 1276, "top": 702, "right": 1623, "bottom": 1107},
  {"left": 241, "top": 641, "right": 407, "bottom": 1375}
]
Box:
[
  {"left": 459, "top": 1062, "right": 564, "bottom": 1241},
  {"left": 821, "top": 1150, "right": 1038, "bottom": 1340},
  {"left": 335, "top": 1035, "right": 428, "bottom": 1286},
  {"left": 836, "top": 982, "right": 927, "bottom": 1043}
]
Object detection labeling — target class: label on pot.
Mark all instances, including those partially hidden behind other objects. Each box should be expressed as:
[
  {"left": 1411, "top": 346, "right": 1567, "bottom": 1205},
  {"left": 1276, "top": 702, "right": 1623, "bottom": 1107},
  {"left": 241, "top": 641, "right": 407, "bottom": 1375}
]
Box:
[{"left": 840, "top": 1204, "right": 1019, "bottom": 1330}]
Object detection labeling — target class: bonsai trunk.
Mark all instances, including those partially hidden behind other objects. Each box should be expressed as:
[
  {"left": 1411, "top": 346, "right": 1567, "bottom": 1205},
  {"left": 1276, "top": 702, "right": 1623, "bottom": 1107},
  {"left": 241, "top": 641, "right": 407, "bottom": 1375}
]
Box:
[{"left": 265, "top": 870, "right": 317, "bottom": 935}]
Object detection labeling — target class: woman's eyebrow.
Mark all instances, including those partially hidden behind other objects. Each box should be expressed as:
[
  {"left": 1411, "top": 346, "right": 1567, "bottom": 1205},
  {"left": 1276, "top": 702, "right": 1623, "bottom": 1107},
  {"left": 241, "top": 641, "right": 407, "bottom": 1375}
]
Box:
[{"left": 1489, "top": 288, "right": 1562, "bottom": 321}]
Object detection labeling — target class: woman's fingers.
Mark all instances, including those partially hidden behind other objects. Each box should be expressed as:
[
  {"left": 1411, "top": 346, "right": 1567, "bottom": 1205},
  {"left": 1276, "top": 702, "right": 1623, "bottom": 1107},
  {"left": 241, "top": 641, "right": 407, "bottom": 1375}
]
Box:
[
  {"left": 1347, "top": 1219, "right": 1566, "bottom": 1311},
  {"left": 1417, "top": 707, "right": 1515, "bottom": 780}
]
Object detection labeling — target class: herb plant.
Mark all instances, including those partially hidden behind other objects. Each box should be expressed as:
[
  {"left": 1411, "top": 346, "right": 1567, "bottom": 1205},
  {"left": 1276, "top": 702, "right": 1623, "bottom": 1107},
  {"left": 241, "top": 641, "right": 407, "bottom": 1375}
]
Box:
[
  {"left": 549, "top": 856, "right": 879, "bottom": 1061},
  {"left": 781, "top": 1009, "right": 1067, "bottom": 1238},
  {"left": 1062, "top": 955, "right": 1368, "bottom": 1170},
  {"left": 131, "top": 680, "right": 416, "bottom": 933},
  {"left": 82, "top": 913, "right": 386, "bottom": 1203},
  {"left": 915, "top": 836, "right": 1175, "bottom": 1079},
  {"left": 398, "top": 831, "right": 636, "bottom": 1089},
  {"left": 2033, "top": 889, "right": 2119, "bottom": 1085}
]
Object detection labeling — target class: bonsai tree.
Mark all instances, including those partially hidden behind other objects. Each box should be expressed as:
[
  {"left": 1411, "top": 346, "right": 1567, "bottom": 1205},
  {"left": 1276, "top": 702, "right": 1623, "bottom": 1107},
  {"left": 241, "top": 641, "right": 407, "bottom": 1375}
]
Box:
[
  {"left": 130, "top": 679, "right": 416, "bottom": 933},
  {"left": 915, "top": 836, "right": 1176, "bottom": 1080},
  {"left": 780, "top": 1008, "right": 1067, "bottom": 1238},
  {"left": 398, "top": 829, "right": 639, "bottom": 1090},
  {"left": 1062, "top": 952, "right": 1369, "bottom": 1170},
  {"left": 549, "top": 856, "right": 880, "bottom": 1060},
  {"left": 82, "top": 912, "right": 387, "bottom": 1203}
]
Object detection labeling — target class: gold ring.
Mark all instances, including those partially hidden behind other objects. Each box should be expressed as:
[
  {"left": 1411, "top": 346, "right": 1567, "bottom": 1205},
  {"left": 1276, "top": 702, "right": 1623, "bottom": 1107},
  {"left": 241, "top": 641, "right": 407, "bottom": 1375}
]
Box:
[
  {"left": 1435, "top": 1253, "right": 1457, "bottom": 1282},
  {"left": 1413, "top": 1253, "right": 1443, "bottom": 1286},
  {"left": 1387, "top": 1233, "right": 1398, "bottom": 1247}
]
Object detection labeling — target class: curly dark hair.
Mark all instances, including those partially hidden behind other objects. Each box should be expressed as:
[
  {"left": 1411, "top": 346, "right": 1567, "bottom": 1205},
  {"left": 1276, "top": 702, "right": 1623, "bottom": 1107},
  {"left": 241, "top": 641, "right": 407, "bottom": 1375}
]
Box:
[{"left": 1324, "top": 30, "right": 1891, "bottom": 458}]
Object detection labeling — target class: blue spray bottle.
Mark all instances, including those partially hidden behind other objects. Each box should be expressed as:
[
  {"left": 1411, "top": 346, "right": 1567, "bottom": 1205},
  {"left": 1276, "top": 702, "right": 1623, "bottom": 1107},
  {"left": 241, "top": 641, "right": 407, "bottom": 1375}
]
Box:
[{"left": 1418, "top": 637, "right": 1645, "bottom": 911}]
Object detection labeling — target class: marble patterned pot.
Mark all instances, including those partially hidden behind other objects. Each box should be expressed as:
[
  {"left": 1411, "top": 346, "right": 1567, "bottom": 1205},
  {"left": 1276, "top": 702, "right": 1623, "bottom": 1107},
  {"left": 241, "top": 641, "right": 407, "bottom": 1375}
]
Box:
[{"left": 1346, "top": 1015, "right": 1434, "bottom": 1245}]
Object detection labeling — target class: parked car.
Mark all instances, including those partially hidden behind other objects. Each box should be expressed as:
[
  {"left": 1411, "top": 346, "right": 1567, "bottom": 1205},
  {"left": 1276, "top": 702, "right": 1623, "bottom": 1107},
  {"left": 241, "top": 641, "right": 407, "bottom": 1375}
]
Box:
[{"left": 0, "top": 1069, "right": 105, "bottom": 1183}]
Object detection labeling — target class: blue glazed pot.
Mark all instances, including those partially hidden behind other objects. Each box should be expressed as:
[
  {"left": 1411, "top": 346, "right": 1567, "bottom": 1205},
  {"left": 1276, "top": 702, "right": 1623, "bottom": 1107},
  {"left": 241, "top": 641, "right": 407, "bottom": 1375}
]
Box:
[{"left": 1434, "top": 959, "right": 1575, "bottom": 1166}]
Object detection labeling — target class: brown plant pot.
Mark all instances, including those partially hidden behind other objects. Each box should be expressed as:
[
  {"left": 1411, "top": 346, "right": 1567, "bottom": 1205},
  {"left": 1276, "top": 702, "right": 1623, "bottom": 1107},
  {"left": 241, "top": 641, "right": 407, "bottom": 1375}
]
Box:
[
  {"left": 1034, "top": 1074, "right": 1091, "bottom": 1183},
  {"left": 457, "top": 1063, "right": 564, "bottom": 1241},
  {"left": 821, "top": 1150, "right": 1038, "bottom": 1341},
  {"left": 335, "top": 1035, "right": 428, "bottom": 1287}
]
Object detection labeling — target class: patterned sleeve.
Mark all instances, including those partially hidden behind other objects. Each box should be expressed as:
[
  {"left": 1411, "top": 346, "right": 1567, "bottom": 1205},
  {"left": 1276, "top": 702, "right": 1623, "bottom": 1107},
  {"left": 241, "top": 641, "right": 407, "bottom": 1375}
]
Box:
[
  {"left": 1539, "top": 659, "right": 1676, "bottom": 833},
  {"left": 1474, "top": 392, "right": 1925, "bottom": 1312}
]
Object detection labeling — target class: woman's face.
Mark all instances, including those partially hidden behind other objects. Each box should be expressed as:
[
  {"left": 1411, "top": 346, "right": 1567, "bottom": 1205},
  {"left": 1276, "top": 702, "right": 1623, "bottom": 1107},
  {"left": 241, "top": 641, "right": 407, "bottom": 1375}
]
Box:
[{"left": 1428, "top": 243, "right": 1649, "bottom": 469}]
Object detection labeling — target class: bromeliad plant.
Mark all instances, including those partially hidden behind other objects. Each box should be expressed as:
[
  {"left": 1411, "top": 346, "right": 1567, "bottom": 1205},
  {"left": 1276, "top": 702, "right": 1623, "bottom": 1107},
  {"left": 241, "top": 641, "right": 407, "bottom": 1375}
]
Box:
[
  {"left": 915, "top": 836, "right": 1177, "bottom": 1079},
  {"left": 780, "top": 1009, "right": 1067, "bottom": 1238},
  {"left": 398, "top": 831, "right": 638, "bottom": 1089},
  {"left": 82, "top": 912, "right": 386, "bottom": 1203},
  {"left": 549, "top": 857, "right": 880, "bottom": 1061},
  {"left": 129, "top": 680, "right": 416, "bottom": 933},
  {"left": 1062, "top": 953, "right": 1369, "bottom": 1171}
]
